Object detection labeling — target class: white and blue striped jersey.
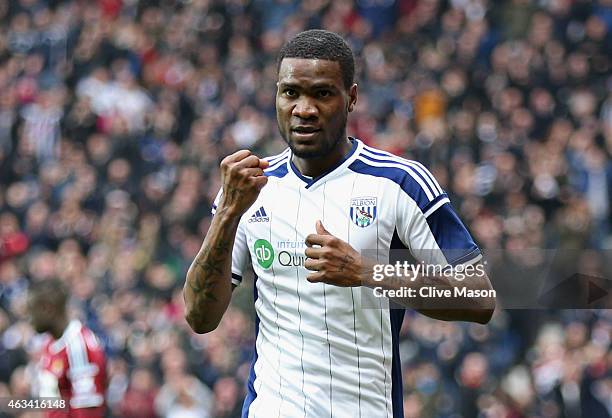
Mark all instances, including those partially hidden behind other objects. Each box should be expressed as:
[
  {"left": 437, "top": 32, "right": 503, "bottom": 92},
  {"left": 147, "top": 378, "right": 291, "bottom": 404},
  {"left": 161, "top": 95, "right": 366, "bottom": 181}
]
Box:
[{"left": 212, "top": 138, "right": 481, "bottom": 418}]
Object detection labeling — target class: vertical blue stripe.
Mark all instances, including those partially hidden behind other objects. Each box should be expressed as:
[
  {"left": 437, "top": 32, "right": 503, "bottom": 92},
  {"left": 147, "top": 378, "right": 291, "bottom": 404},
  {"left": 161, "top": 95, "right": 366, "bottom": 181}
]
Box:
[
  {"left": 348, "top": 175, "right": 363, "bottom": 417},
  {"left": 389, "top": 228, "right": 407, "bottom": 418},
  {"left": 241, "top": 275, "right": 259, "bottom": 418},
  {"left": 389, "top": 307, "right": 405, "bottom": 418}
]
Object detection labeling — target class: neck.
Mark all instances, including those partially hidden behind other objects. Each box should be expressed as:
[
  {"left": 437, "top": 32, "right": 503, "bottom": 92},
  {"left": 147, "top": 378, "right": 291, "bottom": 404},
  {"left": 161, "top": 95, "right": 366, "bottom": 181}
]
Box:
[
  {"left": 50, "top": 316, "right": 69, "bottom": 340},
  {"left": 292, "top": 137, "right": 352, "bottom": 177}
]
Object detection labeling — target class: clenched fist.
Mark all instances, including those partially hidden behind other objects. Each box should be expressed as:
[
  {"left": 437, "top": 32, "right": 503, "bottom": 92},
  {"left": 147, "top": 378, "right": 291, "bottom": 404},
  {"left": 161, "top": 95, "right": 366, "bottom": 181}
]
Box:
[{"left": 218, "top": 150, "right": 269, "bottom": 217}]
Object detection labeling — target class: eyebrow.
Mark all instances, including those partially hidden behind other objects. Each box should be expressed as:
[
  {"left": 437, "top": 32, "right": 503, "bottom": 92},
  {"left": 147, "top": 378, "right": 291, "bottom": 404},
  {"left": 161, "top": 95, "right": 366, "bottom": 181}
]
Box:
[{"left": 278, "top": 82, "right": 339, "bottom": 90}]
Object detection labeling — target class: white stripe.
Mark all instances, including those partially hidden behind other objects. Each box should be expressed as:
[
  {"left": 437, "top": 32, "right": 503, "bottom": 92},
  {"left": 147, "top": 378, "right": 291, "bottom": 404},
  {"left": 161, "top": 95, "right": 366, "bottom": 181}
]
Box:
[
  {"left": 66, "top": 338, "right": 81, "bottom": 368},
  {"left": 265, "top": 156, "right": 288, "bottom": 172},
  {"left": 66, "top": 340, "right": 80, "bottom": 370},
  {"left": 231, "top": 278, "right": 241, "bottom": 286},
  {"left": 362, "top": 146, "right": 443, "bottom": 194},
  {"left": 362, "top": 144, "right": 404, "bottom": 160},
  {"left": 268, "top": 147, "right": 290, "bottom": 159},
  {"left": 212, "top": 188, "right": 223, "bottom": 215},
  {"left": 411, "top": 160, "right": 443, "bottom": 194},
  {"left": 423, "top": 197, "right": 450, "bottom": 218},
  {"left": 361, "top": 148, "right": 442, "bottom": 196},
  {"left": 66, "top": 334, "right": 87, "bottom": 372},
  {"left": 66, "top": 331, "right": 104, "bottom": 409},
  {"left": 458, "top": 253, "right": 483, "bottom": 266},
  {"left": 71, "top": 394, "right": 104, "bottom": 408},
  {"left": 355, "top": 157, "right": 434, "bottom": 201},
  {"left": 265, "top": 148, "right": 290, "bottom": 164},
  {"left": 407, "top": 161, "right": 442, "bottom": 196},
  {"left": 74, "top": 334, "right": 88, "bottom": 369}
]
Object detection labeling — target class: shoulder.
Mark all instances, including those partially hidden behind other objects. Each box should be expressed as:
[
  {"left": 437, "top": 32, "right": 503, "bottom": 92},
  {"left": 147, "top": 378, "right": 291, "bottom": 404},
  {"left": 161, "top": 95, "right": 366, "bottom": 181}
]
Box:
[
  {"left": 351, "top": 143, "right": 434, "bottom": 177},
  {"left": 64, "top": 322, "right": 105, "bottom": 364},
  {"left": 262, "top": 148, "right": 290, "bottom": 163},
  {"left": 80, "top": 326, "right": 104, "bottom": 353},
  {"left": 349, "top": 143, "right": 445, "bottom": 210}
]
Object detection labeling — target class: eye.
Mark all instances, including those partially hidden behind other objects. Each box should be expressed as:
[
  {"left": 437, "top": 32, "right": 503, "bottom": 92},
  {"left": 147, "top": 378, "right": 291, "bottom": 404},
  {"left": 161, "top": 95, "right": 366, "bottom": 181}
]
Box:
[
  {"left": 317, "top": 90, "right": 332, "bottom": 98},
  {"left": 283, "top": 89, "right": 297, "bottom": 98}
]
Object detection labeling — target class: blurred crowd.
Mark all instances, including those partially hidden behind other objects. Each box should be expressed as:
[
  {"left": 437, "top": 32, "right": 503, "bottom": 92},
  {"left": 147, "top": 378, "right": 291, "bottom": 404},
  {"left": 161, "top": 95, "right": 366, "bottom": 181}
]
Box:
[{"left": 0, "top": 0, "right": 610, "bottom": 417}]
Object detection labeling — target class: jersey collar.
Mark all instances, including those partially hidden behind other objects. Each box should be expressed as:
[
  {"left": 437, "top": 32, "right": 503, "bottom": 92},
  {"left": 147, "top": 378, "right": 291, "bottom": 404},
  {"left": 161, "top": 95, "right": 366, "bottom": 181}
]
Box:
[{"left": 288, "top": 137, "right": 362, "bottom": 190}]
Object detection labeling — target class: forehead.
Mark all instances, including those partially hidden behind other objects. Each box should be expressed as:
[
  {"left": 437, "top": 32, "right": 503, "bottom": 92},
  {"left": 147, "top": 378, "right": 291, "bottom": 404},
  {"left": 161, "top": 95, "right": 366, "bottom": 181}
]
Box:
[{"left": 278, "top": 58, "right": 343, "bottom": 87}]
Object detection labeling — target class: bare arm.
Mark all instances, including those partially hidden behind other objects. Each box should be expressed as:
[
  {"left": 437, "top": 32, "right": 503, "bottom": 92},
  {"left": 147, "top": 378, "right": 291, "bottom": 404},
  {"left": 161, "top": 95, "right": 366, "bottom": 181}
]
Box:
[
  {"left": 183, "top": 150, "right": 269, "bottom": 334},
  {"left": 183, "top": 209, "right": 240, "bottom": 333},
  {"left": 367, "top": 263, "right": 495, "bottom": 324},
  {"left": 304, "top": 220, "right": 495, "bottom": 325}
]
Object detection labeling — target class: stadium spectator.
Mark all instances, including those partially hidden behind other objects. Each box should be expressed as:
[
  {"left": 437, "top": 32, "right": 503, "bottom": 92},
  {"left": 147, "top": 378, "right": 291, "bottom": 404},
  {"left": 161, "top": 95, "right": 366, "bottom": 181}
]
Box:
[{"left": 27, "top": 278, "right": 107, "bottom": 417}]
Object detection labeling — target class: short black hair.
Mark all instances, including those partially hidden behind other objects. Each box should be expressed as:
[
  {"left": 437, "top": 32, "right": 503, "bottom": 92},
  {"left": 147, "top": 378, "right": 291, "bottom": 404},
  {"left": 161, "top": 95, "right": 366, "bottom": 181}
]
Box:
[
  {"left": 277, "top": 30, "right": 355, "bottom": 89},
  {"left": 29, "top": 279, "right": 68, "bottom": 308}
]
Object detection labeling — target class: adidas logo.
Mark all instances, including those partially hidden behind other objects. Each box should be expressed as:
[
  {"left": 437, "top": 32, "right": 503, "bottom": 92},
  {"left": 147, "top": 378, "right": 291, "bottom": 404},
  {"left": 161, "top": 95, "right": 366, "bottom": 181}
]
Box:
[{"left": 248, "top": 207, "right": 270, "bottom": 223}]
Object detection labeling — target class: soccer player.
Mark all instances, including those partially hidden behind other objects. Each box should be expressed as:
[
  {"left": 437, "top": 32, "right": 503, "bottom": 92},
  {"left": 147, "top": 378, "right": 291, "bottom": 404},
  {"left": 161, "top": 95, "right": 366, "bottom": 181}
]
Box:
[
  {"left": 184, "top": 30, "right": 495, "bottom": 418},
  {"left": 28, "top": 279, "right": 107, "bottom": 418}
]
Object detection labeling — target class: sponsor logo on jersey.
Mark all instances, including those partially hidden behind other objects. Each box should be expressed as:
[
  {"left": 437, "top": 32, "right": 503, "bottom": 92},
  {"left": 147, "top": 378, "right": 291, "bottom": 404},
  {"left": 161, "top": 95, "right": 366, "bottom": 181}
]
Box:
[
  {"left": 277, "top": 240, "right": 307, "bottom": 249},
  {"left": 248, "top": 207, "right": 270, "bottom": 223},
  {"left": 278, "top": 251, "right": 306, "bottom": 267},
  {"left": 50, "top": 359, "right": 64, "bottom": 375},
  {"left": 350, "top": 196, "right": 377, "bottom": 227},
  {"left": 254, "top": 239, "right": 274, "bottom": 268},
  {"left": 254, "top": 239, "right": 309, "bottom": 268}
]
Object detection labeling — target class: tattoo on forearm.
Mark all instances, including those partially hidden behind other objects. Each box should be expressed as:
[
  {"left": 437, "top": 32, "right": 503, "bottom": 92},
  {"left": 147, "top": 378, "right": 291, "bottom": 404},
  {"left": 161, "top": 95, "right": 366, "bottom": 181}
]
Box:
[
  {"left": 213, "top": 239, "right": 231, "bottom": 253},
  {"left": 224, "top": 185, "right": 241, "bottom": 205},
  {"left": 189, "top": 237, "right": 232, "bottom": 303},
  {"left": 418, "top": 275, "right": 458, "bottom": 292}
]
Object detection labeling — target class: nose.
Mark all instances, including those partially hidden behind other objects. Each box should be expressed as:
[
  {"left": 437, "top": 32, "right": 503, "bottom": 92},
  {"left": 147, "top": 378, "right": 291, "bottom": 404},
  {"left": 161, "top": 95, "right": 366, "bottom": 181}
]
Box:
[{"left": 292, "top": 96, "right": 318, "bottom": 119}]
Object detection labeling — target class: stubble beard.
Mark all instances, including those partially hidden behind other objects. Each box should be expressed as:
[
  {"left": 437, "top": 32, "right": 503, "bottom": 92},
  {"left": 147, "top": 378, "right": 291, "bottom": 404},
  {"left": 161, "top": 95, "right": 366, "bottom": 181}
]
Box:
[{"left": 279, "top": 120, "right": 347, "bottom": 159}]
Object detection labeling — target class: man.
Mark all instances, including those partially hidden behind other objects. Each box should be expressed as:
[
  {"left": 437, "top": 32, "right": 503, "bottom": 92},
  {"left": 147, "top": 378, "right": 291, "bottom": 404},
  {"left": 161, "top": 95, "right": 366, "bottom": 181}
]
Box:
[
  {"left": 184, "top": 30, "right": 495, "bottom": 418},
  {"left": 28, "top": 279, "right": 107, "bottom": 417}
]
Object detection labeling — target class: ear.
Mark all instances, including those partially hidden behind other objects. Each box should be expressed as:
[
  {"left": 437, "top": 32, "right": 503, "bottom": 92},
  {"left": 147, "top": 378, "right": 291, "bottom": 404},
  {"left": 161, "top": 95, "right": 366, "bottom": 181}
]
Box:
[{"left": 348, "top": 83, "right": 358, "bottom": 112}]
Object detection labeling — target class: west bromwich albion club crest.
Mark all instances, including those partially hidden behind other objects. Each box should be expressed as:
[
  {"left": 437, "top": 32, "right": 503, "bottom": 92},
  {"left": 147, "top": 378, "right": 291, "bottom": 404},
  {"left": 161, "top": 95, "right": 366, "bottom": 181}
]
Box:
[{"left": 350, "top": 197, "right": 377, "bottom": 228}]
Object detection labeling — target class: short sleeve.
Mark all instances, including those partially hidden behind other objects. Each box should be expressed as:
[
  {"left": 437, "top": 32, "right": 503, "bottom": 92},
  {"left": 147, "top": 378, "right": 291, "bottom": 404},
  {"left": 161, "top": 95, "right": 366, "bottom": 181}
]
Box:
[
  {"left": 211, "top": 188, "right": 249, "bottom": 286},
  {"left": 211, "top": 188, "right": 222, "bottom": 215},
  {"left": 396, "top": 175, "right": 481, "bottom": 267}
]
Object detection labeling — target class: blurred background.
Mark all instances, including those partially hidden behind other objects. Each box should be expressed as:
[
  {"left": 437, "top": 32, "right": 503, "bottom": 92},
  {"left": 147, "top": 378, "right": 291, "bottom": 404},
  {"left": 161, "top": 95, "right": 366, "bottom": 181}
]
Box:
[{"left": 0, "top": 0, "right": 610, "bottom": 417}]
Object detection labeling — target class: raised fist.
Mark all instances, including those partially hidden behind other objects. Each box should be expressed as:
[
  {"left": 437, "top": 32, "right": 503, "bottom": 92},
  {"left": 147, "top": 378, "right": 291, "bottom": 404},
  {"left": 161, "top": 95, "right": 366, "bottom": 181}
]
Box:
[{"left": 218, "top": 150, "right": 269, "bottom": 217}]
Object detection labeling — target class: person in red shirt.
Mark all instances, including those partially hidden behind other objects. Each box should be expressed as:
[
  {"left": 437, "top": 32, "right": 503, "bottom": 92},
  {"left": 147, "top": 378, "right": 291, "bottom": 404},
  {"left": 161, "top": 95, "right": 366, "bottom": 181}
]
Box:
[{"left": 27, "top": 279, "right": 107, "bottom": 418}]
